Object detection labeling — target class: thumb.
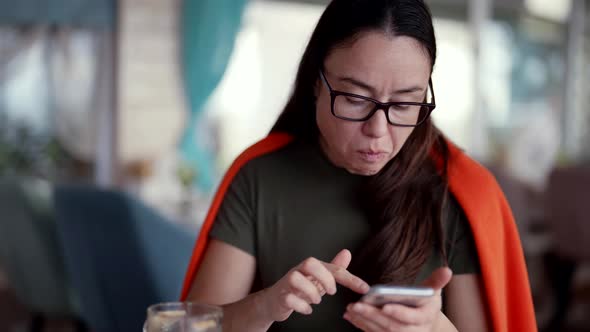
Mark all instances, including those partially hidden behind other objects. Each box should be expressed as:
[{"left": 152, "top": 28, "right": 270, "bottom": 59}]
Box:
[
  {"left": 330, "top": 249, "right": 352, "bottom": 269},
  {"left": 421, "top": 267, "right": 453, "bottom": 292}
]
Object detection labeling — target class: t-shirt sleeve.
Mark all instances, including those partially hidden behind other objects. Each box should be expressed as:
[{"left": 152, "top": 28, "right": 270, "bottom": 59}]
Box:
[
  {"left": 446, "top": 194, "right": 480, "bottom": 274},
  {"left": 208, "top": 163, "right": 257, "bottom": 256}
]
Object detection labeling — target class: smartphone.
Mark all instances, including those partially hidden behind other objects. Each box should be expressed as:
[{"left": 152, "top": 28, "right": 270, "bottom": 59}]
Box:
[{"left": 360, "top": 285, "right": 435, "bottom": 308}]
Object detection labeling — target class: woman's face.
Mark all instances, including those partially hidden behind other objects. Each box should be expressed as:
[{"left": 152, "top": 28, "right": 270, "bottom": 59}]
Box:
[{"left": 316, "top": 32, "right": 432, "bottom": 176}]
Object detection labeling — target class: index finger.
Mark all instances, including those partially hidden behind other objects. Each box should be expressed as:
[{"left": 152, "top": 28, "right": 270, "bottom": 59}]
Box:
[{"left": 325, "top": 263, "right": 370, "bottom": 294}]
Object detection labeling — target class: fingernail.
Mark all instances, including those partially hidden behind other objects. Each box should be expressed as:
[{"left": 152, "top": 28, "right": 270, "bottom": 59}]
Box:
[
  {"left": 352, "top": 303, "right": 363, "bottom": 313},
  {"left": 343, "top": 313, "right": 351, "bottom": 320},
  {"left": 357, "top": 281, "right": 369, "bottom": 293},
  {"left": 361, "top": 283, "right": 370, "bottom": 293}
]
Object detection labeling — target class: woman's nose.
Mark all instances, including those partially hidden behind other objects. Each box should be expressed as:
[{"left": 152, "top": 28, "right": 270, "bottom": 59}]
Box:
[{"left": 361, "top": 107, "right": 389, "bottom": 138}]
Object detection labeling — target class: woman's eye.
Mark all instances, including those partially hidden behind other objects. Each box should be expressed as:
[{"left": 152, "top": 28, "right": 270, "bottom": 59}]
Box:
[
  {"left": 392, "top": 104, "right": 411, "bottom": 111},
  {"left": 345, "top": 96, "right": 369, "bottom": 105}
]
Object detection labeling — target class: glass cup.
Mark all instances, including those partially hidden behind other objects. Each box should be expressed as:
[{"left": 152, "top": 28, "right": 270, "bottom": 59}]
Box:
[{"left": 143, "top": 302, "right": 223, "bottom": 332}]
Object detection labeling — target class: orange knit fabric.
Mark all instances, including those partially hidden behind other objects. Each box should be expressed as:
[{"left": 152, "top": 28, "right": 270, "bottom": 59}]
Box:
[{"left": 180, "top": 133, "right": 537, "bottom": 331}]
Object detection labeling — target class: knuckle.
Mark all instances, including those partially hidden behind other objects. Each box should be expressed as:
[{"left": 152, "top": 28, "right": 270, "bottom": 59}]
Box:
[
  {"left": 286, "top": 293, "right": 299, "bottom": 306},
  {"left": 288, "top": 271, "right": 300, "bottom": 281},
  {"left": 300, "top": 259, "right": 312, "bottom": 271},
  {"left": 287, "top": 272, "right": 299, "bottom": 285},
  {"left": 280, "top": 293, "right": 291, "bottom": 306},
  {"left": 302, "top": 257, "right": 318, "bottom": 270}
]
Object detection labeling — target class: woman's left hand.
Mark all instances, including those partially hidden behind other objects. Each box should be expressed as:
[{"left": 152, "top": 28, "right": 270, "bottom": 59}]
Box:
[{"left": 343, "top": 267, "right": 455, "bottom": 332}]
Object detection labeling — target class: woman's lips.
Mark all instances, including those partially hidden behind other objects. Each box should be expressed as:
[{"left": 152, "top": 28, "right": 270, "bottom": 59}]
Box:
[{"left": 357, "top": 150, "right": 387, "bottom": 163}]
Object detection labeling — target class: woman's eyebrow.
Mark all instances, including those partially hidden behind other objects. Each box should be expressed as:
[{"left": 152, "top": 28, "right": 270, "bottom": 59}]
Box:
[{"left": 337, "top": 75, "right": 425, "bottom": 95}]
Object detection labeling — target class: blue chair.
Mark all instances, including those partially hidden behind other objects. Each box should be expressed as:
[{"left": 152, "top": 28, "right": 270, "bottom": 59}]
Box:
[
  {"left": 0, "top": 176, "right": 85, "bottom": 331},
  {"left": 53, "top": 185, "right": 196, "bottom": 332}
]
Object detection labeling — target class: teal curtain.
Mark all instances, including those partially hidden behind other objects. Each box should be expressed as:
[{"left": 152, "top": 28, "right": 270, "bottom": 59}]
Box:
[
  {"left": 180, "top": 0, "right": 248, "bottom": 191},
  {"left": 0, "top": 0, "right": 115, "bottom": 28}
]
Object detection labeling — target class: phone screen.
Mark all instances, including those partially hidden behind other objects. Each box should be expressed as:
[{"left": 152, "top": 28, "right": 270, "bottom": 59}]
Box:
[{"left": 360, "top": 286, "right": 435, "bottom": 308}]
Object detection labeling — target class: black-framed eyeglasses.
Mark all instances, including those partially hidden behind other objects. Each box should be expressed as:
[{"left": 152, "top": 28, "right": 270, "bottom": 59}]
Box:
[{"left": 319, "top": 70, "right": 436, "bottom": 127}]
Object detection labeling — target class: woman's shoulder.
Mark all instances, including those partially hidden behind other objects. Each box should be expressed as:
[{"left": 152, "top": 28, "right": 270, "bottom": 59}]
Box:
[
  {"left": 226, "top": 132, "right": 294, "bottom": 169},
  {"left": 446, "top": 144, "right": 498, "bottom": 188},
  {"left": 444, "top": 143, "right": 509, "bottom": 222},
  {"left": 239, "top": 138, "right": 309, "bottom": 174},
  {"left": 224, "top": 136, "right": 320, "bottom": 187},
  {"left": 445, "top": 143, "right": 503, "bottom": 200}
]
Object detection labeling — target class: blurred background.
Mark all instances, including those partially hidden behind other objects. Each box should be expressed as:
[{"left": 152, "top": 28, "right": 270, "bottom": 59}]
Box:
[{"left": 0, "top": 0, "right": 588, "bottom": 331}]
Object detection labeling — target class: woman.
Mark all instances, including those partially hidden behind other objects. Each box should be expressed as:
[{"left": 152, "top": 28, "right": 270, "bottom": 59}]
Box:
[{"left": 180, "top": 0, "right": 537, "bottom": 331}]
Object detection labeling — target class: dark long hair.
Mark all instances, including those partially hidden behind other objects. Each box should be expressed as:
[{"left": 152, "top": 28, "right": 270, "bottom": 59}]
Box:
[{"left": 272, "top": 0, "right": 450, "bottom": 285}]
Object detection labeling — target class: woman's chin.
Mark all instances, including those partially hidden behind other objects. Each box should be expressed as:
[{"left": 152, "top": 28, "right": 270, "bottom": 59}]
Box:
[{"left": 345, "top": 164, "right": 384, "bottom": 176}]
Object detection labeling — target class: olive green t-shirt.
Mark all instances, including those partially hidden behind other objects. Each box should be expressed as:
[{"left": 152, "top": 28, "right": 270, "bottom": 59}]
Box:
[{"left": 209, "top": 140, "right": 479, "bottom": 331}]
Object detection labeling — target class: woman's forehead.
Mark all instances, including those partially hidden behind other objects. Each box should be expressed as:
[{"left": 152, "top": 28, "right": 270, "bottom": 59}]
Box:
[{"left": 323, "top": 32, "right": 432, "bottom": 90}]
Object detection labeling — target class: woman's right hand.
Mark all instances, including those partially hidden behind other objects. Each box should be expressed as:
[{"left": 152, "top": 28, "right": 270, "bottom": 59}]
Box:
[{"left": 259, "top": 249, "right": 370, "bottom": 323}]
